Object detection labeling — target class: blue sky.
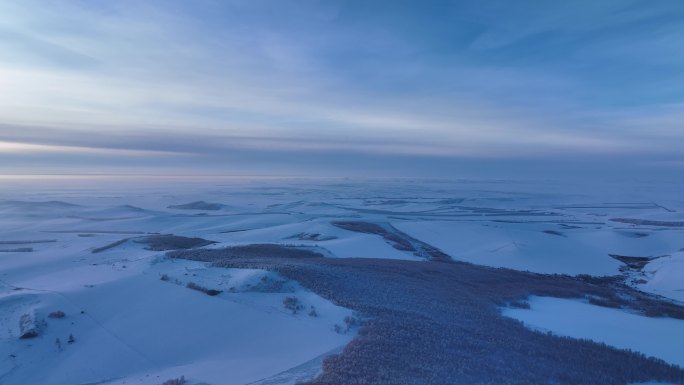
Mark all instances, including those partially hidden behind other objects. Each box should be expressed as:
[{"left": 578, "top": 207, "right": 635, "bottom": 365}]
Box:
[{"left": 1, "top": 0, "right": 683, "bottom": 178}]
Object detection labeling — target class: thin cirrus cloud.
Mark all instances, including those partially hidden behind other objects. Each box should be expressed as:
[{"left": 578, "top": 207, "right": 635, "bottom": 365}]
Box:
[
  {"left": 0, "top": 0, "right": 683, "bottom": 177},
  {"left": 0, "top": 140, "right": 183, "bottom": 157}
]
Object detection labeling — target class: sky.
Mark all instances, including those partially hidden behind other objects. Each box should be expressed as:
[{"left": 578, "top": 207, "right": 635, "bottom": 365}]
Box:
[{"left": 0, "top": 0, "right": 683, "bottom": 179}]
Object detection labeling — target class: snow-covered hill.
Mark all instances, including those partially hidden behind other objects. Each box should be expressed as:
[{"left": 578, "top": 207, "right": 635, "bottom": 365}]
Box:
[{"left": 0, "top": 177, "right": 683, "bottom": 384}]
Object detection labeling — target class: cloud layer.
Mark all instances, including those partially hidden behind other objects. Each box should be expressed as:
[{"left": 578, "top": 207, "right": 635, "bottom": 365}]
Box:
[{"left": 1, "top": 0, "right": 683, "bottom": 177}]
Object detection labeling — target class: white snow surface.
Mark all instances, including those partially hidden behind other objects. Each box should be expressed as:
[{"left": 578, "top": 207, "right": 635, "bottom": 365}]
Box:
[
  {"left": 0, "top": 244, "right": 353, "bottom": 385},
  {"left": 502, "top": 296, "right": 684, "bottom": 368},
  {"left": 638, "top": 252, "right": 684, "bottom": 303},
  {"left": 1, "top": 177, "right": 684, "bottom": 384}
]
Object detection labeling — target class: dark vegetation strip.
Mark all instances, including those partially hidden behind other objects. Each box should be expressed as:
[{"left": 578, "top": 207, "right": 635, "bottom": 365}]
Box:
[
  {"left": 67, "top": 215, "right": 144, "bottom": 221},
  {"left": 169, "top": 245, "right": 684, "bottom": 385},
  {"left": 168, "top": 201, "right": 224, "bottom": 210},
  {"left": 611, "top": 218, "right": 684, "bottom": 227},
  {"left": 92, "top": 235, "right": 216, "bottom": 253},
  {"left": 336, "top": 205, "right": 562, "bottom": 218},
  {"left": 43, "top": 230, "right": 150, "bottom": 234},
  {"left": 332, "top": 221, "right": 451, "bottom": 262},
  {"left": 92, "top": 238, "right": 131, "bottom": 253},
  {"left": 609, "top": 254, "right": 657, "bottom": 270},
  {"left": 220, "top": 228, "right": 261, "bottom": 234},
  {"left": 0, "top": 248, "right": 33, "bottom": 252},
  {"left": 134, "top": 235, "right": 216, "bottom": 251},
  {"left": 175, "top": 243, "right": 325, "bottom": 259},
  {"left": 333, "top": 221, "right": 414, "bottom": 251},
  {"left": 493, "top": 220, "right": 603, "bottom": 225},
  {"left": 556, "top": 205, "right": 658, "bottom": 209},
  {"left": 286, "top": 233, "right": 338, "bottom": 241},
  {"left": 186, "top": 282, "right": 222, "bottom": 296},
  {"left": 0, "top": 240, "right": 56, "bottom": 244}
]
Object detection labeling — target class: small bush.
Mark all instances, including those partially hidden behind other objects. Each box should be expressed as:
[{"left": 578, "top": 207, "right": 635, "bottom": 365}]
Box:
[
  {"left": 344, "top": 316, "right": 357, "bottom": 332},
  {"left": 248, "top": 275, "right": 290, "bottom": 293},
  {"left": 283, "top": 296, "right": 304, "bottom": 314},
  {"left": 186, "top": 282, "right": 222, "bottom": 296},
  {"left": 160, "top": 273, "right": 170, "bottom": 281},
  {"left": 19, "top": 313, "right": 39, "bottom": 339},
  {"left": 48, "top": 310, "right": 66, "bottom": 319},
  {"left": 159, "top": 376, "right": 185, "bottom": 385}
]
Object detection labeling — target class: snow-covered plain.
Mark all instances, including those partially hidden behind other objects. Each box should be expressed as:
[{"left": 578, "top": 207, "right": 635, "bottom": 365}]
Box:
[{"left": 0, "top": 176, "right": 683, "bottom": 384}]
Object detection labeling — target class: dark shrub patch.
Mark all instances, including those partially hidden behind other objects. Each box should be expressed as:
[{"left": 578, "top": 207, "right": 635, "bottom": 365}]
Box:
[
  {"left": 609, "top": 254, "right": 654, "bottom": 270},
  {"left": 508, "top": 300, "right": 531, "bottom": 309},
  {"left": 587, "top": 296, "right": 622, "bottom": 309},
  {"left": 186, "top": 282, "right": 222, "bottom": 296},
  {"left": 136, "top": 235, "right": 216, "bottom": 251},
  {"left": 610, "top": 218, "right": 684, "bottom": 227},
  {"left": 168, "top": 201, "right": 223, "bottom": 210},
  {"left": 158, "top": 376, "right": 185, "bottom": 385},
  {"left": 48, "top": 310, "right": 66, "bottom": 319},
  {"left": 170, "top": 243, "right": 324, "bottom": 260},
  {"left": 19, "top": 313, "right": 39, "bottom": 339},
  {"left": 92, "top": 238, "right": 130, "bottom": 253},
  {"left": 287, "top": 233, "right": 337, "bottom": 241},
  {"left": 171, "top": 246, "right": 684, "bottom": 385},
  {"left": 309, "top": 306, "right": 319, "bottom": 317},
  {"left": 283, "top": 296, "right": 304, "bottom": 314},
  {"left": 0, "top": 247, "right": 33, "bottom": 252},
  {"left": 332, "top": 221, "right": 451, "bottom": 262}
]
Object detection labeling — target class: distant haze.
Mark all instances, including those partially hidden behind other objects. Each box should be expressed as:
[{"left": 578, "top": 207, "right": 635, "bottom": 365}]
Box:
[{"left": 1, "top": 1, "right": 683, "bottom": 179}]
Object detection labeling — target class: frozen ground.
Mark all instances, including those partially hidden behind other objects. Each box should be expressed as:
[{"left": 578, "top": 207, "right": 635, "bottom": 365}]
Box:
[{"left": 0, "top": 176, "right": 683, "bottom": 384}]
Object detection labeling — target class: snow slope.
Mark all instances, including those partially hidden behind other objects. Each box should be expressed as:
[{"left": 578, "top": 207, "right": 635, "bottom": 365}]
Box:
[
  {"left": 0, "top": 213, "right": 354, "bottom": 385},
  {"left": 638, "top": 252, "right": 684, "bottom": 303},
  {"left": 502, "top": 296, "right": 684, "bottom": 368}
]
